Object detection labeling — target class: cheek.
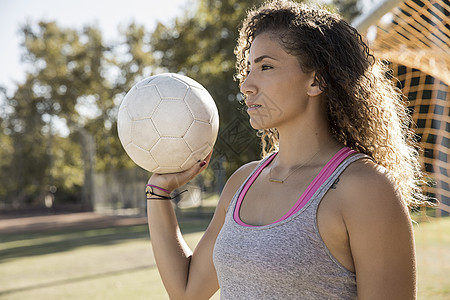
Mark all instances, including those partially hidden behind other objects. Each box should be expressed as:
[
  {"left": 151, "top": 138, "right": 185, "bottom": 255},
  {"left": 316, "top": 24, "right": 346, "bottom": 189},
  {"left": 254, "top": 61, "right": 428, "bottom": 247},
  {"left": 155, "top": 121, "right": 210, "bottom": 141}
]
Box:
[
  {"left": 255, "top": 73, "right": 310, "bottom": 122},
  {"left": 278, "top": 83, "right": 308, "bottom": 109},
  {"left": 286, "top": 74, "right": 311, "bottom": 103}
]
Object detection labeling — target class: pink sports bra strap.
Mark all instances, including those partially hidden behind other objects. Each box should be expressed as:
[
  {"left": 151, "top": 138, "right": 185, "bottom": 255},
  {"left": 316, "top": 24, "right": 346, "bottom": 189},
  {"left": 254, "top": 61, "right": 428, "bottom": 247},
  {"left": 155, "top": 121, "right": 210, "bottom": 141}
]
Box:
[
  {"left": 233, "top": 153, "right": 277, "bottom": 226},
  {"left": 234, "top": 147, "right": 357, "bottom": 227}
]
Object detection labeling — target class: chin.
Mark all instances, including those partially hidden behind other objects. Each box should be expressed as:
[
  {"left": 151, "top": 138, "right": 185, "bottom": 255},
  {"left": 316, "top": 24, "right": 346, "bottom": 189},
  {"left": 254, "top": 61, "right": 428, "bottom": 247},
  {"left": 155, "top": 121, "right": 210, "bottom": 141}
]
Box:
[{"left": 249, "top": 118, "right": 274, "bottom": 130}]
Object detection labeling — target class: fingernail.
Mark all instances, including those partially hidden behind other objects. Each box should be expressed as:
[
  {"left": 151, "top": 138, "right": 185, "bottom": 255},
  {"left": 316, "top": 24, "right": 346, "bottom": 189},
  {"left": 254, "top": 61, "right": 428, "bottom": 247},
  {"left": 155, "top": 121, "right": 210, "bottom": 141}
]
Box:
[{"left": 200, "top": 161, "right": 206, "bottom": 167}]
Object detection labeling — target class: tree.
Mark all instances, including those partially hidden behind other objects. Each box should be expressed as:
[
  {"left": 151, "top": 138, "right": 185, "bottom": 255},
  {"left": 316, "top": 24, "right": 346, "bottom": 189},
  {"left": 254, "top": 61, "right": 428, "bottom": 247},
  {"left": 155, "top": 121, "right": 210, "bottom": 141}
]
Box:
[
  {"left": 0, "top": 21, "right": 153, "bottom": 208},
  {"left": 332, "top": 0, "right": 361, "bottom": 22}
]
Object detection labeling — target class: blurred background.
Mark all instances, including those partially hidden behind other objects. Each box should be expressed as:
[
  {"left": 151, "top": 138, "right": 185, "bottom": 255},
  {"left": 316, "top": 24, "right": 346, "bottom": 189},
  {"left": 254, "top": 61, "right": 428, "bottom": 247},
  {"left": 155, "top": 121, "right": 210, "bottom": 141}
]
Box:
[{"left": 0, "top": 0, "right": 448, "bottom": 299}]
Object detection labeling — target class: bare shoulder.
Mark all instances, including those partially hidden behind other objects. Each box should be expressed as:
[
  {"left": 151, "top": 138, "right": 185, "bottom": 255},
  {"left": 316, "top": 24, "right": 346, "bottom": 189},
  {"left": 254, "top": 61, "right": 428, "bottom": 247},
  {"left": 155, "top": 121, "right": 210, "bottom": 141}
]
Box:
[
  {"left": 337, "top": 157, "right": 410, "bottom": 220},
  {"left": 231, "top": 160, "right": 261, "bottom": 181},
  {"left": 216, "top": 160, "right": 261, "bottom": 213},
  {"left": 335, "top": 156, "right": 414, "bottom": 254},
  {"left": 335, "top": 158, "right": 417, "bottom": 299}
]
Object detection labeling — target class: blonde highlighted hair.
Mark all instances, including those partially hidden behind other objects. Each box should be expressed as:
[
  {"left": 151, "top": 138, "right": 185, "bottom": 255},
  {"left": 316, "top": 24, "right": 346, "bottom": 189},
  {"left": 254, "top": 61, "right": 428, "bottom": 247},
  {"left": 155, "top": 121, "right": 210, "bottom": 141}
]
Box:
[{"left": 235, "top": 0, "right": 428, "bottom": 208}]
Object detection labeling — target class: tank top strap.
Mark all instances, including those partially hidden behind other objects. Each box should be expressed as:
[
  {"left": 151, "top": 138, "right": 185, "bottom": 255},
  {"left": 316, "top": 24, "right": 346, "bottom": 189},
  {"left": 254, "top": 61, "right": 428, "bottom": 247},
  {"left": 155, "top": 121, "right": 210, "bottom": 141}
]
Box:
[
  {"left": 279, "top": 147, "right": 357, "bottom": 221},
  {"left": 309, "top": 152, "right": 371, "bottom": 209},
  {"left": 226, "top": 153, "right": 277, "bottom": 213}
]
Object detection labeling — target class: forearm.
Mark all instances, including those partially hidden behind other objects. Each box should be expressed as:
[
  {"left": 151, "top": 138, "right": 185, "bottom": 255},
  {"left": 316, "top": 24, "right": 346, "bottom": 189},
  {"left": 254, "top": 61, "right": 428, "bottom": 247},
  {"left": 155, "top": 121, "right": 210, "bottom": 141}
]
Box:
[
  {"left": 145, "top": 156, "right": 212, "bottom": 299},
  {"left": 147, "top": 199, "right": 192, "bottom": 299}
]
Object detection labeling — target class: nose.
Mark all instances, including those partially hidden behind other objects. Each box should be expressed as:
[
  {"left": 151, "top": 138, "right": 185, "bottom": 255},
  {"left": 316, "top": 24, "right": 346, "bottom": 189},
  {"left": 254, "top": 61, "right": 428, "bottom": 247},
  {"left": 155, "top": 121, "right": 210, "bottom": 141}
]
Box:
[{"left": 240, "top": 72, "right": 256, "bottom": 96}]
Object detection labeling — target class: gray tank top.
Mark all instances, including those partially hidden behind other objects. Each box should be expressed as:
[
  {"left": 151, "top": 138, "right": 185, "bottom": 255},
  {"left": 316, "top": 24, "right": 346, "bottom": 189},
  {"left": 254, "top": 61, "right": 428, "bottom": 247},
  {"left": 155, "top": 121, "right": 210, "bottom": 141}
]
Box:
[{"left": 213, "top": 152, "right": 367, "bottom": 299}]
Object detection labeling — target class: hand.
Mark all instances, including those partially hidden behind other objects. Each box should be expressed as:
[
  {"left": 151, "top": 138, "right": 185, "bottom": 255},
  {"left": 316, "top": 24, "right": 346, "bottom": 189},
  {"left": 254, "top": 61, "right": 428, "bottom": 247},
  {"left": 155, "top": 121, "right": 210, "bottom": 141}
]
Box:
[{"left": 147, "top": 151, "right": 213, "bottom": 192}]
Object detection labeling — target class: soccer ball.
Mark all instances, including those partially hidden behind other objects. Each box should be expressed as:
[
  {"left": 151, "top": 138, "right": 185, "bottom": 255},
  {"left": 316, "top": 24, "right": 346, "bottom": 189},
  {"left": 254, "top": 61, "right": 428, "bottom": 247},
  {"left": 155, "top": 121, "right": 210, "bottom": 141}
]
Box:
[{"left": 117, "top": 73, "right": 219, "bottom": 174}]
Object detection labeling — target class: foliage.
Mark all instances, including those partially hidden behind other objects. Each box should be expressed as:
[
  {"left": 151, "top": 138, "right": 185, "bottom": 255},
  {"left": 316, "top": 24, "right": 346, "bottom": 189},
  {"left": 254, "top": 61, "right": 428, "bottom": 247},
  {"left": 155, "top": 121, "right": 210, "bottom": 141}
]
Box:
[
  {"left": 332, "top": 0, "right": 361, "bottom": 21},
  {"left": 0, "top": 21, "right": 152, "bottom": 208}
]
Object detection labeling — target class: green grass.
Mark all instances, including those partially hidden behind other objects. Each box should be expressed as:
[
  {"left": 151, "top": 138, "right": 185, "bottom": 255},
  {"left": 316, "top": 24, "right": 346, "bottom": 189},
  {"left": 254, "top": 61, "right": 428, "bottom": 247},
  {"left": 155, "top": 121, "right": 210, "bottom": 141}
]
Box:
[
  {"left": 0, "top": 219, "right": 219, "bottom": 300},
  {"left": 0, "top": 216, "right": 448, "bottom": 299},
  {"left": 413, "top": 217, "right": 450, "bottom": 299}
]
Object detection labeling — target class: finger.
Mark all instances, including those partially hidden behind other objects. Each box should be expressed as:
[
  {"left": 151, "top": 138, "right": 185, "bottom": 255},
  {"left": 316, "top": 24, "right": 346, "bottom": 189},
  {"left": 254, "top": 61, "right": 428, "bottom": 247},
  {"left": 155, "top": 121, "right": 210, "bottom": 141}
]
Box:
[
  {"left": 199, "top": 150, "right": 213, "bottom": 169},
  {"left": 149, "top": 151, "right": 214, "bottom": 190},
  {"left": 205, "top": 150, "right": 213, "bottom": 162},
  {"left": 180, "top": 160, "right": 206, "bottom": 183}
]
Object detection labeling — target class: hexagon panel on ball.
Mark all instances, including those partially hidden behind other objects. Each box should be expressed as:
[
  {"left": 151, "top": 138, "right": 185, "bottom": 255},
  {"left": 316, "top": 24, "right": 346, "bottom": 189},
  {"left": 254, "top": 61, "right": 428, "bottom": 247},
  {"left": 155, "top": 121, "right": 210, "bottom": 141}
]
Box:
[
  {"left": 131, "top": 119, "right": 159, "bottom": 151},
  {"left": 150, "top": 138, "right": 192, "bottom": 173},
  {"left": 184, "top": 120, "right": 216, "bottom": 151},
  {"left": 117, "top": 106, "right": 133, "bottom": 147},
  {"left": 125, "top": 143, "right": 158, "bottom": 172},
  {"left": 153, "top": 74, "right": 189, "bottom": 100},
  {"left": 152, "top": 100, "right": 194, "bottom": 137},
  {"left": 185, "top": 88, "right": 218, "bottom": 123},
  {"left": 125, "top": 85, "right": 161, "bottom": 121},
  {"left": 181, "top": 143, "right": 213, "bottom": 171}
]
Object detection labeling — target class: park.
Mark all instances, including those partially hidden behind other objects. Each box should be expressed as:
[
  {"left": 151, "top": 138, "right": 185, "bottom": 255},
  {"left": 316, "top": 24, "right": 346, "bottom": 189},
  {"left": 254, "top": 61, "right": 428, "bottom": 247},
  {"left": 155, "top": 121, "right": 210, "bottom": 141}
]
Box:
[{"left": 0, "top": 0, "right": 448, "bottom": 299}]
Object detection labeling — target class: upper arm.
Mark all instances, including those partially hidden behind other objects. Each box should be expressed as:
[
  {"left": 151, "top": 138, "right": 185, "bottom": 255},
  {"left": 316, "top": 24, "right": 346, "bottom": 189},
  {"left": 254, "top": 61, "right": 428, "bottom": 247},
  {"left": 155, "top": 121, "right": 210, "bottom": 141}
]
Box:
[
  {"left": 341, "top": 162, "right": 416, "bottom": 300},
  {"left": 184, "top": 161, "right": 258, "bottom": 300}
]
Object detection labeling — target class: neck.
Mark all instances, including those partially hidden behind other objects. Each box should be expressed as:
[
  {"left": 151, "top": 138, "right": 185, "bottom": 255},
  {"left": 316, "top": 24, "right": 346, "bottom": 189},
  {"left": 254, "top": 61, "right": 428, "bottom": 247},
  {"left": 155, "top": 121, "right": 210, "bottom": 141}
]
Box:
[{"left": 274, "top": 113, "right": 342, "bottom": 170}]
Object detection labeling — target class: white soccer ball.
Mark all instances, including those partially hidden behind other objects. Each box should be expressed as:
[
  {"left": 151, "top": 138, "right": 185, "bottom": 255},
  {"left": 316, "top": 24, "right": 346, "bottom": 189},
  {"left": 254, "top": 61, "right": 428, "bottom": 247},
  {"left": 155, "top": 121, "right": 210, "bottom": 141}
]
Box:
[{"left": 117, "top": 73, "right": 219, "bottom": 174}]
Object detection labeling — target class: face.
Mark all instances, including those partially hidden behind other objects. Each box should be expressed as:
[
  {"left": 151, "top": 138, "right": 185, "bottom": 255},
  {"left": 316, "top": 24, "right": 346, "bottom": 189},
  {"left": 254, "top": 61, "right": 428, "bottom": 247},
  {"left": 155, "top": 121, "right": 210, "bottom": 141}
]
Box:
[{"left": 240, "top": 32, "right": 321, "bottom": 130}]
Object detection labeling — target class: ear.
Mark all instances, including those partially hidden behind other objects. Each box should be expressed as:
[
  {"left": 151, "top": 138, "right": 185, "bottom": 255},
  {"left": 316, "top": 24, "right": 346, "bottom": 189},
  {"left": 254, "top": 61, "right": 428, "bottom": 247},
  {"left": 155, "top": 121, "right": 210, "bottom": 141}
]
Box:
[{"left": 306, "top": 74, "right": 323, "bottom": 97}]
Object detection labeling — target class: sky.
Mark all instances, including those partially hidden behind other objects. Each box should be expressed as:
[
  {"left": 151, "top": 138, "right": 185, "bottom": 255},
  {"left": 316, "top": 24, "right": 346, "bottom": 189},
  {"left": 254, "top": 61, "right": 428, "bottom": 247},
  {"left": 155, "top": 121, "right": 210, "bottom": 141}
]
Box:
[{"left": 0, "top": 0, "right": 192, "bottom": 95}]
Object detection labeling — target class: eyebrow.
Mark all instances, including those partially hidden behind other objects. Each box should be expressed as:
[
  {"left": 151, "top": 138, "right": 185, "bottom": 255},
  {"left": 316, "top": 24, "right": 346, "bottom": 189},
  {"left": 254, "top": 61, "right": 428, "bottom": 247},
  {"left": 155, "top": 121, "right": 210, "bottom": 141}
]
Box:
[{"left": 248, "top": 55, "right": 278, "bottom": 65}]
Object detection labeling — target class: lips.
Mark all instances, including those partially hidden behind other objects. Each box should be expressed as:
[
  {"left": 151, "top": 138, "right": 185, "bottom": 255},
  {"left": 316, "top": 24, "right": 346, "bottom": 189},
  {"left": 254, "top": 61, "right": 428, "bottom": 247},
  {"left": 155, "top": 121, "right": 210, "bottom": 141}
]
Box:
[{"left": 246, "top": 102, "right": 262, "bottom": 111}]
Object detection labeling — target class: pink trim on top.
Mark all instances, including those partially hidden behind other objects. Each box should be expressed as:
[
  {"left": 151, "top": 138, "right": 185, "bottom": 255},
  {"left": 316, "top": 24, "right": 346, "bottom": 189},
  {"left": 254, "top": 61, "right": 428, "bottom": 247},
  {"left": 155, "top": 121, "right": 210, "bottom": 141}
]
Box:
[
  {"left": 233, "top": 153, "right": 277, "bottom": 226},
  {"left": 234, "top": 147, "right": 357, "bottom": 227}
]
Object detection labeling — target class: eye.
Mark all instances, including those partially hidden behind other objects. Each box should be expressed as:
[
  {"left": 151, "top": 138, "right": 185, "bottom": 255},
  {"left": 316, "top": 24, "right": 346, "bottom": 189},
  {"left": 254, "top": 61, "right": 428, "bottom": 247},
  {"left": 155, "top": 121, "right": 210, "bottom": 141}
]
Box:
[{"left": 261, "top": 65, "right": 273, "bottom": 71}]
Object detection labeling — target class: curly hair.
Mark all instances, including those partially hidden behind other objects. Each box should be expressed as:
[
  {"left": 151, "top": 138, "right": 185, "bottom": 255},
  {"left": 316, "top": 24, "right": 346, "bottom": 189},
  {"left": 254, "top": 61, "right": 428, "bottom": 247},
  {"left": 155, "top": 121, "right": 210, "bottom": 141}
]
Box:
[{"left": 235, "top": 0, "right": 428, "bottom": 208}]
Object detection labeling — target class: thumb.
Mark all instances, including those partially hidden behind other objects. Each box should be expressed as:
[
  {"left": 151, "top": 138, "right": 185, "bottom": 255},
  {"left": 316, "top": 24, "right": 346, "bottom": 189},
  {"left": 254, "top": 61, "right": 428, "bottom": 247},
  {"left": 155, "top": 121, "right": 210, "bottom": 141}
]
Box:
[{"left": 172, "top": 151, "right": 213, "bottom": 188}]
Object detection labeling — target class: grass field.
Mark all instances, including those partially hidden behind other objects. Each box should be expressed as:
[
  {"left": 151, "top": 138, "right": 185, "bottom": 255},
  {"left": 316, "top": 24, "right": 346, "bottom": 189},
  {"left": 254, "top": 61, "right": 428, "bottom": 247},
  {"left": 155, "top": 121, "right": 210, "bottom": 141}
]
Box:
[{"left": 0, "top": 214, "right": 449, "bottom": 299}]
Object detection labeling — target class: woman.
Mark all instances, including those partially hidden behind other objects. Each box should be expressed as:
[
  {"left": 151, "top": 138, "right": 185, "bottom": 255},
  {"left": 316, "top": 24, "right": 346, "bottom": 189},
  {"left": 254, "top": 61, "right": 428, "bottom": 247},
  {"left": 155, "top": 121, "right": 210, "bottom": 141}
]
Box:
[{"left": 146, "top": 1, "right": 426, "bottom": 299}]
